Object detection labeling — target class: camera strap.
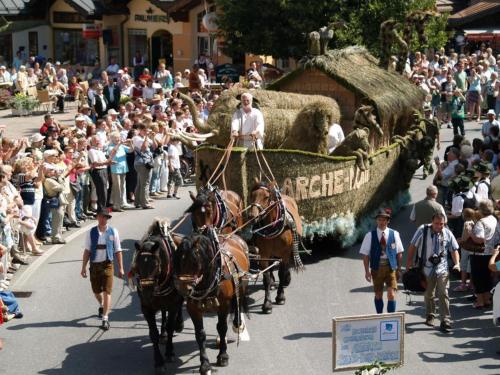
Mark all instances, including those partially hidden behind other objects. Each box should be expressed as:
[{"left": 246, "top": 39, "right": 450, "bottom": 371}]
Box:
[{"left": 417, "top": 225, "right": 429, "bottom": 270}]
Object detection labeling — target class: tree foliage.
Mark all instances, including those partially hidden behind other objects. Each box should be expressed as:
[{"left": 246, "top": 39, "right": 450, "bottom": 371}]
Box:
[{"left": 215, "top": 0, "right": 449, "bottom": 59}]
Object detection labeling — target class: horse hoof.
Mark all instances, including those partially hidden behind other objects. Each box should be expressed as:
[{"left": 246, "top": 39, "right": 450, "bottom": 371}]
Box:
[
  {"left": 275, "top": 296, "right": 286, "bottom": 305},
  {"left": 232, "top": 322, "right": 245, "bottom": 334},
  {"left": 175, "top": 321, "right": 184, "bottom": 333},
  {"left": 217, "top": 354, "right": 229, "bottom": 367},
  {"left": 200, "top": 363, "right": 212, "bottom": 375},
  {"left": 262, "top": 305, "right": 273, "bottom": 314}
]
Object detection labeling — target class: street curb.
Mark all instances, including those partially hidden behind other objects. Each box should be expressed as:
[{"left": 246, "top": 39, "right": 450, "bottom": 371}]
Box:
[{"left": 13, "top": 222, "right": 94, "bottom": 290}]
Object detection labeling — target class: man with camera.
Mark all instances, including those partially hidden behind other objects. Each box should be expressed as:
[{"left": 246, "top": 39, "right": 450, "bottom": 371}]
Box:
[
  {"left": 360, "top": 208, "right": 404, "bottom": 314},
  {"left": 406, "top": 213, "right": 460, "bottom": 333}
]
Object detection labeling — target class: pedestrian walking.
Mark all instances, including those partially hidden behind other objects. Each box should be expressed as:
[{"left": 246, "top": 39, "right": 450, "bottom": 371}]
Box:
[
  {"left": 360, "top": 208, "right": 404, "bottom": 314},
  {"left": 406, "top": 213, "right": 460, "bottom": 332},
  {"left": 409, "top": 185, "right": 446, "bottom": 227},
  {"left": 80, "top": 209, "right": 124, "bottom": 331}
]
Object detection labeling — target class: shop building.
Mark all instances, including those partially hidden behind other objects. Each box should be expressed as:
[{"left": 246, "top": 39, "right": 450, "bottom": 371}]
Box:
[{"left": 0, "top": 0, "right": 234, "bottom": 73}]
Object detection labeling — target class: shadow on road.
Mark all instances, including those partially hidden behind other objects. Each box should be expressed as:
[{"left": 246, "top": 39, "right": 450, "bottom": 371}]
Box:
[
  {"left": 37, "top": 335, "right": 204, "bottom": 375},
  {"left": 282, "top": 331, "right": 331, "bottom": 340}
]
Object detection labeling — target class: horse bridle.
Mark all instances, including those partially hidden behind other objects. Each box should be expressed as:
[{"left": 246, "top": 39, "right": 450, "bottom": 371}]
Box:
[
  {"left": 174, "top": 228, "right": 222, "bottom": 300},
  {"left": 134, "top": 235, "right": 174, "bottom": 296},
  {"left": 250, "top": 185, "right": 279, "bottom": 220}
]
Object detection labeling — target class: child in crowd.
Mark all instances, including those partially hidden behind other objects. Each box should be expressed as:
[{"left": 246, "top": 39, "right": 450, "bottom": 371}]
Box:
[
  {"left": 455, "top": 208, "right": 476, "bottom": 291},
  {"left": 167, "top": 137, "right": 183, "bottom": 199}
]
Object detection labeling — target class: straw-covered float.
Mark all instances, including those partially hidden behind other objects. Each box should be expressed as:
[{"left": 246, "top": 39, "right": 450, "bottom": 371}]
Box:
[{"left": 187, "top": 31, "right": 437, "bottom": 246}]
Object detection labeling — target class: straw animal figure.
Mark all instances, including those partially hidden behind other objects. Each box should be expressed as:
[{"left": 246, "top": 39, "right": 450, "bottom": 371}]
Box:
[
  {"left": 353, "top": 105, "right": 383, "bottom": 137},
  {"left": 330, "top": 127, "right": 371, "bottom": 171}
]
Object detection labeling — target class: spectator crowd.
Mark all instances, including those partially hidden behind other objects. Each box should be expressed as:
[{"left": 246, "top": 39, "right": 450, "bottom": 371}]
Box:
[
  {"left": 0, "top": 53, "right": 247, "bottom": 320},
  {"left": 403, "top": 44, "right": 500, "bottom": 326}
]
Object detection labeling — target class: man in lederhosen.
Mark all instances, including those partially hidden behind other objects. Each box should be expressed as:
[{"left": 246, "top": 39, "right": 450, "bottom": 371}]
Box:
[
  {"left": 80, "top": 209, "right": 124, "bottom": 330},
  {"left": 360, "top": 208, "right": 404, "bottom": 314}
]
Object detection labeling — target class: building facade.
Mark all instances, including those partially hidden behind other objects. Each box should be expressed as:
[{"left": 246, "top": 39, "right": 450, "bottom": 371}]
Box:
[{"left": 0, "top": 0, "right": 233, "bottom": 73}]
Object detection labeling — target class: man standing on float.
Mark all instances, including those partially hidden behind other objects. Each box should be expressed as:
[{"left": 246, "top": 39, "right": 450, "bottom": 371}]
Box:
[
  {"left": 231, "top": 92, "right": 265, "bottom": 149},
  {"left": 359, "top": 208, "right": 404, "bottom": 313}
]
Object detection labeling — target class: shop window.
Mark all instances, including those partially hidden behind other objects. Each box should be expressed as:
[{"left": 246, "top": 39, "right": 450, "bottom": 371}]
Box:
[
  {"left": 128, "top": 29, "right": 147, "bottom": 66},
  {"left": 54, "top": 29, "right": 99, "bottom": 66},
  {"left": 29, "top": 32, "right": 38, "bottom": 57},
  {"left": 197, "top": 36, "right": 209, "bottom": 58},
  {"left": 0, "top": 34, "right": 12, "bottom": 65}
]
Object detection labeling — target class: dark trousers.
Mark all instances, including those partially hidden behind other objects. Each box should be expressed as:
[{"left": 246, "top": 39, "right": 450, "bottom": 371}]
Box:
[
  {"left": 90, "top": 168, "right": 108, "bottom": 211},
  {"left": 35, "top": 198, "right": 51, "bottom": 239},
  {"left": 451, "top": 117, "right": 465, "bottom": 136},
  {"left": 470, "top": 254, "right": 492, "bottom": 294},
  {"left": 55, "top": 94, "right": 64, "bottom": 111}
]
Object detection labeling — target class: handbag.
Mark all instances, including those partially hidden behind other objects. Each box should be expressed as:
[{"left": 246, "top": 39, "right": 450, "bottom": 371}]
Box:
[
  {"left": 69, "top": 181, "right": 81, "bottom": 195},
  {"left": 48, "top": 196, "right": 60, "bottom": 209},
  {"left": 460, "top": 237, "right": 485, "bottom": 253},
  {"left": 135, "top": 150, "right": 153, "bottom": 169},
  {"left": 403, "top": 225, "right": 429, "bottom": 293}
]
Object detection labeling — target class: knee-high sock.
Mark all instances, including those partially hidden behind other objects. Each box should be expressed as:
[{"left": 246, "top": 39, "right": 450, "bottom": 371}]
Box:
[
  {"left": 387, "top": 300, "right": 396, "bottom": 313},
  {"left": 374, "top": 298, "right": 384, "bottom": 314}
]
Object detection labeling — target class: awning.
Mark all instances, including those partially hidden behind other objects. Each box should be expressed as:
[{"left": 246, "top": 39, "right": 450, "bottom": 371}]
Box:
[{"left": 464, "top": 29, "right": 500, "bottom": 41}]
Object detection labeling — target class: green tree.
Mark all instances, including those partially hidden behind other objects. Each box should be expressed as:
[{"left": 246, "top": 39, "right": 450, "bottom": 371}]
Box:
[{"left": 215, "top": 0, "right": 449, "bottom": 59}]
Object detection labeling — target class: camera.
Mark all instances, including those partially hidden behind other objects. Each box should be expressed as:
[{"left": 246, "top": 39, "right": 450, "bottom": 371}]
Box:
[{"left": 428, "top": 252, "right": 444, "bottom": 266}]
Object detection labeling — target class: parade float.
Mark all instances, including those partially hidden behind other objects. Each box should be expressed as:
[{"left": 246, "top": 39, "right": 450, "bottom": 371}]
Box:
[{"left": 189, "top": 26, "right": 438, "bottom": 247}]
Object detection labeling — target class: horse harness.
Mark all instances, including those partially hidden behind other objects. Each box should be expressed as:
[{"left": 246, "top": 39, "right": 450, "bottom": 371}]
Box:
[
  {"left": 251, "top": 186, "right": 304, "bottom": 270},
  {"left": 200, "top": 184, "right": 239, "bottom": 232},
  {"left": 134, "top": 232, "right": 177, "bottom": 297},
  {"left": 187, "top": 227, "right": 247, "bottom": 311}
]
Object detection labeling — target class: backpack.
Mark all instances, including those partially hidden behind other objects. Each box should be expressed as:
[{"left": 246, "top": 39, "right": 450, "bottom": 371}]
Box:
[
  {"left": 403, "top": 225, "right": 429, "bottom": 293},
  {"left": 458, "top": 193, "right": 477, "bottom": 210}
]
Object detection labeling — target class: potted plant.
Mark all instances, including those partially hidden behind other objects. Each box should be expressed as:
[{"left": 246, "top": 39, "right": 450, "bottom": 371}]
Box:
[{"left": 10, "top": 93, "right": 39, "bottom": 116}]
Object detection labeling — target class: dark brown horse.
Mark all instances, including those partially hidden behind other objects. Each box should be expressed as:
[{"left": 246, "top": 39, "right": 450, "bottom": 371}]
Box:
[
  {"left": 174, "top": 229, "right": 249, "bottom": 375},
  {"left": 188, "top": 185, "right": 243, "bottom": 235},
  {"left": 248, "top": 179, "right": 303, "bottom": 314},
  {"left": 130, "top": 219, "right": 185, "bottom": 374}
]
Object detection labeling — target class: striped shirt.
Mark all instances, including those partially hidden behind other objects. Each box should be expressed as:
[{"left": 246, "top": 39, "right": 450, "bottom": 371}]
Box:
[{"left": 410, "top": 225, "right": 459, "bottom": 277}]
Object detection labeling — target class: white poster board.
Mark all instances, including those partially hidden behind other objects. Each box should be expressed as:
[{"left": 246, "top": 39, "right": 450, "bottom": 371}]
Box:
[{"left": 332, "top": 312, "right": 405, "bottom": 372}]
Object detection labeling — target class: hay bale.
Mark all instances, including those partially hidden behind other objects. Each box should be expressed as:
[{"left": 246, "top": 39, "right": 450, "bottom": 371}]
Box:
[{"left": 197, "top": 88, "right": 341, "bottom": 150}]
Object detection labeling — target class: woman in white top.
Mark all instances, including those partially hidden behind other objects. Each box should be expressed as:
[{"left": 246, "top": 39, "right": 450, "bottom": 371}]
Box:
[
  {"left": 469, "top": 200, "right": 497, "bottom": 308},
  {"left": 142, "top": 79, "right": 156, "bottom": 104}
]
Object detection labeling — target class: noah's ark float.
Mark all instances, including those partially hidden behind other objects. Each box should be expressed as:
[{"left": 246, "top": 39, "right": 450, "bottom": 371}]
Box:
[{"left": 186, "top": 42, "right": 438, "bottom": 246}]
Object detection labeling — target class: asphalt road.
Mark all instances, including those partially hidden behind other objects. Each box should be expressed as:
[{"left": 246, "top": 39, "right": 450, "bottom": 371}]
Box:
[{"left": 1, "top": 116, "right": 499, "bottom": 375}]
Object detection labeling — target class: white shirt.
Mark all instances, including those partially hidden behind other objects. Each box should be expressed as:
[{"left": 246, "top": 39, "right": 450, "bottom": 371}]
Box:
[
  {"left": 231, "top": 107, "right": 265, "bottom": 149},
  {"left": 441, "top": 159, "right": 458, "bottom": 185},
  {"left": 473, "top": 215, "right": 498, "bottom": 255},
  {"left": 327, "top": 123, "right": 345, "bottom": 153},
  {"left": 143, "top": 87, "right": 155, "bottom": 100},
  {"left": 475, "top": 178, "right": 490, "bottom": 203},
  {"left": 84, "top": 226, "right": 122, "bottom": 263},
  {"left": 359, "top": 227, "right": 404, "bottom": 259},
  {"left": 168, "top": 144, "right": 181, "bottom": 169},
  {"left": 88, "top": 148, "right": 107, "bottom": 169},
  {"left": 96, "top": 129, "right": 108, "bottom": 146},
  {"left": 106, "top": 64, "right": 120, "bottom": 74},
  {"left": 133, "top": 135, "right": 151, "bottom": 151},
  {"left": 451, "top": 190, "right": 474, "bottom": 216}
]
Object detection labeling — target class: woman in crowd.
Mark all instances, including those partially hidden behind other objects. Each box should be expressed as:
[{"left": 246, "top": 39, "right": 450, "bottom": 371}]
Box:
[{"left": 468, "top": 200, "right": 497, "bottom": 309}]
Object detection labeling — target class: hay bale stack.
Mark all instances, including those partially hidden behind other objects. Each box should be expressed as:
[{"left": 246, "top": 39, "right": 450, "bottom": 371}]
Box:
[{"left": 198, "top": 88, "right": 340, "bottom": 151}]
